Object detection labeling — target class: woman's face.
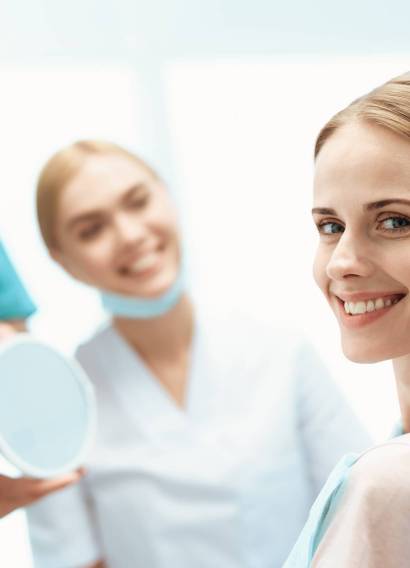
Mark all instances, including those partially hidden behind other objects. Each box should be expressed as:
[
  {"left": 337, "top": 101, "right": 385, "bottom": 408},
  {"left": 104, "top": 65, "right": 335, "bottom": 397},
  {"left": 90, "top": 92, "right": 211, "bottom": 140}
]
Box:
[
  {"left": 52, "top": 153, "right": 181, "bottom": 298},
  {"left": 313, "top": 121, "right": 410, "bottom": 363}
]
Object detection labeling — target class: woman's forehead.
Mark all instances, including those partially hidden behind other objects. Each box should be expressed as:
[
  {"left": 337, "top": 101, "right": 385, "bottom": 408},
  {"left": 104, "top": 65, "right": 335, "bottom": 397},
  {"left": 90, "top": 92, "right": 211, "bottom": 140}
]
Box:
[
  {"left": 314, "top": 123, "right": 410, "bottom": 198},
  {"left": 71, "top": 154, "right": 150, "bottom": 187},
  {"left": 60, "top": 155, "right": 152, "bottom": 210}
]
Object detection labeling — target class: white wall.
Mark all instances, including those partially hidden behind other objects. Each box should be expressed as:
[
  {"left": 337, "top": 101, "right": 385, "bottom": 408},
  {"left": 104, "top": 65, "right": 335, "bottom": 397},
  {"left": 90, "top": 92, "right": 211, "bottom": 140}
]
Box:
[
  {"left": 0, "top": 56, "right": 409, "bottom": 566},
  {"left": 167, "top": 55, "right": 408, "bottom": 440}
]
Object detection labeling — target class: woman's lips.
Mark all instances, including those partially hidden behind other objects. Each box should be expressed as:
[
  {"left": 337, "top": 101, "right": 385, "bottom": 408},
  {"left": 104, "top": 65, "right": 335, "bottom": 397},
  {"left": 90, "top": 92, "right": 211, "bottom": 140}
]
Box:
[
  {"left": 334, "top": 294, "right": 406, "bottom": 329},
  {"left": 118, "top": 251, "right": 161, "bottom": 277}
]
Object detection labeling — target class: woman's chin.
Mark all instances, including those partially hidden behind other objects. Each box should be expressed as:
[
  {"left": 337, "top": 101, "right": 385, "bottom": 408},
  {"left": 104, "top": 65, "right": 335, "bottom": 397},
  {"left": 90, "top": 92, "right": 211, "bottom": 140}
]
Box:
[
  {"left": 341, "top": 337, "right": 405, "bottom": 364},
  {"left": 114, "top": 272, "right": 178, "bottom": 299},
  {"left": 342, "top": 349, "right": 384, "bottom": 364},
  {"left": 112, "top": 285, "right": 168, "bottom": 299}
]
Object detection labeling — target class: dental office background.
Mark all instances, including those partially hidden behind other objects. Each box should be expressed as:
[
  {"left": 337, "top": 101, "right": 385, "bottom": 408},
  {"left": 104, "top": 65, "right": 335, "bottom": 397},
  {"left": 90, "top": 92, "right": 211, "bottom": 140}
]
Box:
[{"left": 0, "top": 1, "right": 409, "bottom": 565}]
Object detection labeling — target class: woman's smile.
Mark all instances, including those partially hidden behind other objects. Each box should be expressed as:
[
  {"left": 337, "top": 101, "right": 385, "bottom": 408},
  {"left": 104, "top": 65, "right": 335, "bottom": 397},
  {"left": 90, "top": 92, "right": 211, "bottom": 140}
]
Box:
[
  {"left": 332, "top": 292, "right": 407, "bottom": 329},
  {"left": 52, "top": 153, "right": 181, "bottom": 297},
  {"left": 117, "top": 248, "right": 163, "bottom": 277}
]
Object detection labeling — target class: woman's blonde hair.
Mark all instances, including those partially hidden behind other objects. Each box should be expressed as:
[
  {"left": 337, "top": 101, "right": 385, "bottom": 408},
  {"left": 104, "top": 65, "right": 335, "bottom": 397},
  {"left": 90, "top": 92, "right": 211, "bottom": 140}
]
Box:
[
  {"left": 36, "top": 140, "right": 158, "bottom": 249},
  {"left": 315, "top": 72, "right": 410, "bottom": 159}
]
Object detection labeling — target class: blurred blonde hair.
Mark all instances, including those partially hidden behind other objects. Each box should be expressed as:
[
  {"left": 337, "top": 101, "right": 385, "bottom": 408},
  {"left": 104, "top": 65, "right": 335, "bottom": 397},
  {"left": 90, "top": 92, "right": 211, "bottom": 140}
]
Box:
[
  {"left": 36, "top": 140, "right": 158, "bottom": 249},
  {"left": 315, "top": 72, "right": 410, "bottom": 158}
]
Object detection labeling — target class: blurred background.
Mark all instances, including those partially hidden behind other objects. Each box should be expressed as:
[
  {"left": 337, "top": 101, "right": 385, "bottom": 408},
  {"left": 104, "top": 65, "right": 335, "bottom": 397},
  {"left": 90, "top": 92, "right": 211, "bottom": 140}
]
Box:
[{"left": 0, "top": 1, "right": 409, "bottom": 565}]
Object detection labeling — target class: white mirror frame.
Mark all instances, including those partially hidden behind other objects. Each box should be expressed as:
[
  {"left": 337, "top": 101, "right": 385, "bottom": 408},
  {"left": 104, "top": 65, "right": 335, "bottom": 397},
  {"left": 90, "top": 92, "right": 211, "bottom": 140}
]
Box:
[{"left": 0, "top": 334, "right": 96, "bottom": 478}]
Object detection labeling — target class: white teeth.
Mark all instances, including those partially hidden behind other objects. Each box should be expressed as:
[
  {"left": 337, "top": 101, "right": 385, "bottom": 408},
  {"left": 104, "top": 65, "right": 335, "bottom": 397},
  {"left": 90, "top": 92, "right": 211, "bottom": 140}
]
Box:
[
  {"left": 375, "top": 298, "right": 384, "bottom": 310},
  {"left": 355, "top": 302, "right": 367, "bottom": 315},
  {"left": 124, "top": 253, "right": 157, "bottom": 275},
  {"left": 343, "top": 296, "right": 402, "bottom": 315}
]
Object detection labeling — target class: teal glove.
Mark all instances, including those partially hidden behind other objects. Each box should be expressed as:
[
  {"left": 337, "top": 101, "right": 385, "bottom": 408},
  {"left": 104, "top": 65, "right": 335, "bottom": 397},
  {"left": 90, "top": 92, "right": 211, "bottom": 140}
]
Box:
[{"left": 0, "top": 242, "right": 36, "bottom": 320}]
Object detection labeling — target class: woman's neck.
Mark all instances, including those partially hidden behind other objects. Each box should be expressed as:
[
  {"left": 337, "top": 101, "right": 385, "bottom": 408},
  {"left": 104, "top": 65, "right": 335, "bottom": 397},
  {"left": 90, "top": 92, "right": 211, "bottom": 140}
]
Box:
[
  {"left": 113, "top": 294, "right": 194, "bottom": 408},
  {"left": 392, "top": 354, "right": 410, "bottom": 433},
  {"left": 113, "top": 294, "right": 194, "bottom": 362}
]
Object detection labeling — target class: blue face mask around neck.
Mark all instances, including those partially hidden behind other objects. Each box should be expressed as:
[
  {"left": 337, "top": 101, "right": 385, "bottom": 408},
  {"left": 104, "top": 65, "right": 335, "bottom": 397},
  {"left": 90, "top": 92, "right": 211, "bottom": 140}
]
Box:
[
  {"left": 100, "top": 267, "right": 185, "bottom": 319},
  {"left": 0, "top": 242, "right": 37, "bottom": 320}
]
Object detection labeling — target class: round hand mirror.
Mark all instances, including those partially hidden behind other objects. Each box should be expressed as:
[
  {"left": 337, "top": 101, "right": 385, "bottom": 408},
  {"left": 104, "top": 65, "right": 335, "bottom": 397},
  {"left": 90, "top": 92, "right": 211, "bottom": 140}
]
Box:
[{"left": 0, "top": 334, "right": 96, "bottom": 478}]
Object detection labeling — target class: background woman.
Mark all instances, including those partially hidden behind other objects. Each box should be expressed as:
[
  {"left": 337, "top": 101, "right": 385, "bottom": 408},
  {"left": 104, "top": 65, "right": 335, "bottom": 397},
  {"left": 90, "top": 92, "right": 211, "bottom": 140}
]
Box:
[
  {"left": 285, "top": 72, "right": 410, "bottom": 567},
  {"left": 28, "top": 140, "right": 370, "bottom": 568}
]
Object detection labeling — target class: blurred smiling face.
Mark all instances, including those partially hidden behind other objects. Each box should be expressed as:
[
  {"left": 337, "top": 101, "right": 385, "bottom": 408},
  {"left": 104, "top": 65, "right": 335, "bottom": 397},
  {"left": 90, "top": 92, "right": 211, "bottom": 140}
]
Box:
[
  {"left": 313, "top": 121, "right": 410, "bottom": 363},
  {"left": 52, "top": 153, "right": 181, "bottom": 298}
]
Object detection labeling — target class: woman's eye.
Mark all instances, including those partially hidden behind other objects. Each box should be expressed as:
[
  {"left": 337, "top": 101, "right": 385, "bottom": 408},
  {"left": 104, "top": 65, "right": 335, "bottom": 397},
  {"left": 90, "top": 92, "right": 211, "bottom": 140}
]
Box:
[
  {"left": 78, "top": 224, "right": 102, "bottom": 240},
  {"left": 379, "top": 216, "right": 410, "bottom": 232},
  {"left": 130, "top": 194, "right": 149, "bottom": 209},
  {"left": 318, "top": 221, "right": 344, "bottom": 235}
]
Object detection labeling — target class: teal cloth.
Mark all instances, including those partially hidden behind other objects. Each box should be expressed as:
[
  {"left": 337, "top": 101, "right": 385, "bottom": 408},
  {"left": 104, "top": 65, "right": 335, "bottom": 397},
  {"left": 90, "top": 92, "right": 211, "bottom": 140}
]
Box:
[
  {"left": 283, "top": 422, "right": 405, "bottom": 567},
  {"left": 283, "top": 452, "right": 359, "bottom": 567},
  {"left": 0, "top": 241, "right": 36, "bottom": 320}
]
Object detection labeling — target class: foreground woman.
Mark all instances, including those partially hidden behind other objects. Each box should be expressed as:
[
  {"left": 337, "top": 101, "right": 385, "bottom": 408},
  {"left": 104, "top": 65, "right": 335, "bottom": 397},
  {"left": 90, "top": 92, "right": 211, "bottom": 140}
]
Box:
[
  {"left": 285, "top": 72, "right": 410, "bottom": 567},
  {"left": 27, "top": 140, "right": 369, "bottom": 568}
]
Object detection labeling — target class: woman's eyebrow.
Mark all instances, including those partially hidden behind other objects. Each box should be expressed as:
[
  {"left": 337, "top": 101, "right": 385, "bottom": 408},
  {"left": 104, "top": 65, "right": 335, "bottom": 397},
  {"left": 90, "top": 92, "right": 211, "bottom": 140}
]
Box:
[
  {"left": 365, "top": 198, "right": 410, "bottom": 210},
  {"left": 312, "top": 199, "right": 410, "bottom": 216},
  {"left": 311, "top": 207, "right": 336, "bottom": 215},
  {"left": 66, "top": 184, "right": 146, "bottom": 230},
  {"left": 66, "top": 211, "right": 102, "bottom": 231},
  {"left": 123, "top": 183, "right": 147, "bottom": 198}
]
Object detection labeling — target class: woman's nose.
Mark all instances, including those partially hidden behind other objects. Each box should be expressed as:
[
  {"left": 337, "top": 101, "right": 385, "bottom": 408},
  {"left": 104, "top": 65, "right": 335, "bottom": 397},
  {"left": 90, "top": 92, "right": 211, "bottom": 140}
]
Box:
[
  {"left": 114, "top": 214, "right": 145, "bottom": 246},
  {"left": 326, "top": 233, "right": 375, "bottom": 281}
]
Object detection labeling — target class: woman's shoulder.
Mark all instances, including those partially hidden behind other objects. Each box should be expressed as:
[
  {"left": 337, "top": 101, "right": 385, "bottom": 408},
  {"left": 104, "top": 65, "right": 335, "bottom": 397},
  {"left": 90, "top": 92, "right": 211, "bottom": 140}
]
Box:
[
  {"left": 74, "top": 322, "right": 116, "bottom": 366},
  {"left": 197, "top": 309, "right": 326, "bottom": 388},
  {"left": 310, "top": 435, "right": 410, "bottom": 566},
  {"left": 198, "top": 306, "right": 308, "bottom": 354},
  {"left": 349, "top": 434, "right": 410, "bottom": 499}
]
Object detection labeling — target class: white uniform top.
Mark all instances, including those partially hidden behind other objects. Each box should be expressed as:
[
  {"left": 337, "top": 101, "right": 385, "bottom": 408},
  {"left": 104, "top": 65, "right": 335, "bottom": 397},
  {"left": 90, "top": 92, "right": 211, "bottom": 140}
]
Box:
[{"left": 26, "top": 313, "right": 371, "bottom": 568}]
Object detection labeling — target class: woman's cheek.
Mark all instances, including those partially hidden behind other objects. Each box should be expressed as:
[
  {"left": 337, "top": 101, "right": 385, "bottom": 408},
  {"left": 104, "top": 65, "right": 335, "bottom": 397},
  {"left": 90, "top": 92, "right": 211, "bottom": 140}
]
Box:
[{"left": 312, "top": 248, "right": 327, "bottom": 293}]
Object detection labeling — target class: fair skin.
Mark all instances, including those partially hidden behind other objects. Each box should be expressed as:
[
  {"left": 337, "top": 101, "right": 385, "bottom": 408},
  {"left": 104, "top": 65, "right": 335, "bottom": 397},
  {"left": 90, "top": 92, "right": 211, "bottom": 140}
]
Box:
[
  {"left": 0, "top": 322, "right": 84, "bottom": 518},
  {"left": 0, "top": 320, "right": 25, "bottom": 338},
  {"left": 0, "top": 469, "right": 84, "bottom": 519},
  {"left": 51, "top": 153, "right": 194, "bottom": 408},
  {"left": 312, "top": 120, "right": 410, "bottom": 431}
]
